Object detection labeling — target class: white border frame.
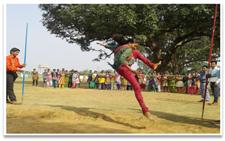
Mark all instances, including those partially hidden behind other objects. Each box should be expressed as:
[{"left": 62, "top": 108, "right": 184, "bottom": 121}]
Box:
[{"left": 2, "top": 0, "right": 224, "bottom": 138}]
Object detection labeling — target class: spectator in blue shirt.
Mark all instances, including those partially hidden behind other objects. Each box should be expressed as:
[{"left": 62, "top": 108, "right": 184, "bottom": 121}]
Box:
[{"left": 199, "top": 65, "right": 210, "bottom": 102}]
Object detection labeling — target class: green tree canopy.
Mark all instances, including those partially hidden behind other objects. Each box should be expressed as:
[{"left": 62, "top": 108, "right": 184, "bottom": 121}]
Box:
[{"left": 39, "top": 4, "right": 220, "bottom": 73}]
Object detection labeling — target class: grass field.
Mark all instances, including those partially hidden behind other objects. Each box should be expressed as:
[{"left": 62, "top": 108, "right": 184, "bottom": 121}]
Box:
[{"left": 6, "top": 80, "right": 220, "bottom": 134}]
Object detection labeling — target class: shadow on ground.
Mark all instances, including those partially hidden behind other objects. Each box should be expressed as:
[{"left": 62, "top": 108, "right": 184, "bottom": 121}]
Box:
[
  {"left": 7, "top": 116, "right": 130, "bottom": 134},
  {"left": 129, "top": 108, "right": 219, "bottom": 128},
  {"left": 47, "top": 104, "right": 146, "bottom": 130}
]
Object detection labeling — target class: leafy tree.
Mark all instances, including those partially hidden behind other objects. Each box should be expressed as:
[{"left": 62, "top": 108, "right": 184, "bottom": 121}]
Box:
[{"left": 39, "top": 4, "right": 220, "bottom": 73}]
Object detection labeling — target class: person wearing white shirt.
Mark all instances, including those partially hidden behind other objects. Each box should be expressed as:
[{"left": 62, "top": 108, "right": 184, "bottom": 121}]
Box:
[{"left": 208, "top": 61, "right": 220, "bottom": 105}]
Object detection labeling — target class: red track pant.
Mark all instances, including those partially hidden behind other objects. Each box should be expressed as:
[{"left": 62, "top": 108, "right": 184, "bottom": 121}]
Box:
[{"left": 117, "top": 50, "right": 156, "bottom": 113}]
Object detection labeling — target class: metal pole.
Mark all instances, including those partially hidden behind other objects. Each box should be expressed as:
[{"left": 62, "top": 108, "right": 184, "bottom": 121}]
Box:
[
  {"left": 21, "top": 23, "right": 29, "bottom": 104},
  {"left": 201, "top": 4, "right": 218, "bottom": 120}
]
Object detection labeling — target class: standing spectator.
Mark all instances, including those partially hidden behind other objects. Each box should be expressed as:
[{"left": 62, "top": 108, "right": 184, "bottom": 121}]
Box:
[
  {"left": 88, "top": 71, "right": 96, "bottom": 89},
  {"left": 98, "top": 71, "right": 106, "bottom": 90},
  {"left": 67, "top": 70, "right": 73, "bottom": 88},
  {"left": 31, "top": 68, "right": 39, "bottom": 86},
  {"left": 176, "top": 74, "right": 184, "bottom": 93},
  {"left": 145, "top": 75, "right": 151, "bottom": 91},
  {"left": 6, "top": 48, "right": 26, "bottom": 104},
  {"left": 82, "top": 74, "right": 88, "bottom": 86},
  {"left": 153, "top": 72, "right": 158, "bottom": 92},
  {"left": 168, "top": 75, "right": 176, "bottom": 93},
  {"left": 64, "top": 70, "right": 69, "bottom": 88},
  {"left": 182, "top": 74, "right": 189, "bottom": 93},
  {"left": 149, "top": 75, "right": 157, "bottom": 92},
  {"left": 142, "top": 74, "right": 147, "bottom": 91},
  {"left": 51, "top": 69, "right": 58, "bottom": 88},
  {"left": 87, "top": 70, "right": 93, "bottom": 88},
  {"left": 42, "top": 69, "right": 48, "bottom": 87},
  {"left": 72, "top": 70, "right": 79, "bottom": 88},
  {"left": 136, "top": 69, "right": 146, "bottom": 90},
  {"left": 187, "top": 72, "right": 193, "bottom": 94},
  {"left": 115, "top": 71, "right": 121, "bottom": 90},
  {"left": 92, "top": 71, "right": 98, "bottom": 89},
  {"left": 56, "top": 69, "right": 60, "bottom": 87},
  {"left": 191, "top": 72, "right": 198, "bottom": 94},
  {"left": 156, "top": 73, "right": 161, "bottom": 92},
  {"left": 161, "top": 73, "right": 168, "bottom": 92},
  {"left": 105, "top": 71, "right": 111, "bottom": 90},
  {"left": 58, "top": 69, "right": 65, "bottom": 88},
  {"left": 110, "top": 73, "right": 116, "bottom": 90},
  {"left": 94, "top": 72, "right": 100, "bottom": 89},
  {"left": 121, "top": 76, "right": 128, "bottom": 90},
  {"left": 208, "top": 61, "right": 220, "bottom": 105},
  {"left": 196, "top": 74, "right": 201, "bottom": 94},
  {"left": 46, "top": 69, "right": 52, "bottom": 87},
  {"left": 199, "top": 65, "right": 210, "bottom": 102},
  {"left": 76, "top": 71, "right": 81, "bottom": 88}
]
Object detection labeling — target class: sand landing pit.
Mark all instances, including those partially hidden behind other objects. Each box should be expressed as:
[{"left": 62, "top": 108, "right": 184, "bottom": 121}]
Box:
[{"left": 6, "top": 83, "right": 220, "bottom": 134}]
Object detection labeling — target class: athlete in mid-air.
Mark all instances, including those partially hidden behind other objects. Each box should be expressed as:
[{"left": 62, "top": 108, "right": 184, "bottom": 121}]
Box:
[{"left": 97, "top": 34, "right": 161, "bottom": 119}]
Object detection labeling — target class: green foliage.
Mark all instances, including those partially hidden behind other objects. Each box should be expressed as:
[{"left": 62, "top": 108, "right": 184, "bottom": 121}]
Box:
[{"left": 39, "top": 4, "right": 220, "bottom": 73}]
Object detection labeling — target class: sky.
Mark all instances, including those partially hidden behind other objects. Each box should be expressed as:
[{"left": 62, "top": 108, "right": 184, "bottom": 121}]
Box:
[{"left": 6, "top": 4, "right": 113, "bottom": 71}]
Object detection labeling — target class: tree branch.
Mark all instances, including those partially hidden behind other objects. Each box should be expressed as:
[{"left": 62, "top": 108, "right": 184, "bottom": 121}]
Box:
[
  {"left": 182, "top": 58, "right": 207, "bottom": 66},
  {"left": 175, "top": 37, "right": 201, "bottom": 49}
]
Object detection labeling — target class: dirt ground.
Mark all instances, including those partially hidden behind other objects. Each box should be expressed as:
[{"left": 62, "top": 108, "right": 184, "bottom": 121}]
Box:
[{"left": 6, "top": 82, "right": 220, "bottom": 134}]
